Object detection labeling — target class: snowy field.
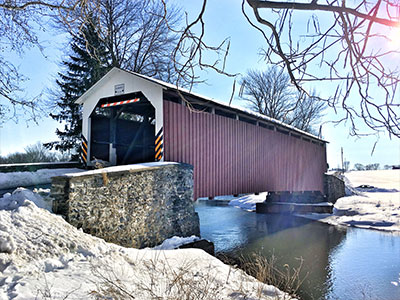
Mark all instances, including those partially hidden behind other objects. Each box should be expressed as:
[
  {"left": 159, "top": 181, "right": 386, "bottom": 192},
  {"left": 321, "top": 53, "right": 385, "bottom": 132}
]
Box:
[
  {"left": 0, "top": 188, "right": 290, "bottom": 299},
  {"left": 300, "top": 170, "right": 400, "bottom": 232}
]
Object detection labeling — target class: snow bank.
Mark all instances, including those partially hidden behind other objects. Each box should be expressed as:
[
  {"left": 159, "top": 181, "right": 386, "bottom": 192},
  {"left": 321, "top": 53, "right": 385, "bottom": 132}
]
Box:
[
  {"left": 229, "top": 192, "right": 268, "bottom": 211},
  {"left": 0, "top": 168, "right": 83, "bottom": 190},
  {"left": 0, "top": 188, "right": 52, "bottom": 211},
  {"left": 0, "top": 188, "right": 290, "bottom": 300},
  {"left": 152, "top": 235, "right": 200, "bottom": 250},
  {"left": 299, "top": 170, "right": 400, "bottom": 232}
]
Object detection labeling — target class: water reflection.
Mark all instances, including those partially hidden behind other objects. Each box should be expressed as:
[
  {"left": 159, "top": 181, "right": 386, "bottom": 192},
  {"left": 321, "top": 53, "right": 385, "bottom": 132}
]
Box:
[{"left": 196, "top": 202, "right": 400, "bottom": 300}]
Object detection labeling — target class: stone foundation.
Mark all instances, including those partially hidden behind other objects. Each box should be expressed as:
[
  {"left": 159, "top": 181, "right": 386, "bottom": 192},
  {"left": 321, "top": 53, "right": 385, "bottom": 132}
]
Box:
[
  {"left": 51, "top": 162, "right": 200, "bottom": 248},
  {"left": 324, "top": 173, "right": 345, "bottom": 204},
  {"left": 266, "top": 191, "right": 325, "bottom": 203},
  {"left": 256, "top": 202, "right": 333, "bottom": 214}
]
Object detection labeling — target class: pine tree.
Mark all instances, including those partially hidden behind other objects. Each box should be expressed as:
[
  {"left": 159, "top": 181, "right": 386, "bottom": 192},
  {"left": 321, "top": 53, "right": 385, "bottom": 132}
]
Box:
[{"left": 45, "top": 19, "right": 110, "bottom": 158}]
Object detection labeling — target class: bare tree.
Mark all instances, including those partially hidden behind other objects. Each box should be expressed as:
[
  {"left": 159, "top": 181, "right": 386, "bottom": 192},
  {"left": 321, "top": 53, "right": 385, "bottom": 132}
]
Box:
[
  {"left": 0, "top": 0, "right": 100, "bottom": 123},
  {"left": 0, "top": 141, "right": 67, "bottom": 163},
  {"left": 291, "top": 91, "right": 326, "bottom": 134},
  {"left": 165, "top": 0, "right": 400, "bottom": 138},
  {"left": 240, "top": 67, "right": 293, "bottom": 120},
  {"left": 240, "top": 67, "right": 325, "bottom": 133},
  {"left": 366, "top": 163, "right": 380, "bottom": 170},
  {"left": 0, "top": 0, "right": 181, "bottom": 123},
  {"left": 59, "top": 0, "right": 181, "bottom": 83},
  {"left": 354, "top": 163, "right": 365, "bottom": 171}
]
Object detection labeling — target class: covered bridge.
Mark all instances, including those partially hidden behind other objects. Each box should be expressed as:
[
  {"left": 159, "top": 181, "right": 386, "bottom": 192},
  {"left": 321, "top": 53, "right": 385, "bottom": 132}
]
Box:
[{"left": 76, "top": 67, "right": 327, "bottom": 199}]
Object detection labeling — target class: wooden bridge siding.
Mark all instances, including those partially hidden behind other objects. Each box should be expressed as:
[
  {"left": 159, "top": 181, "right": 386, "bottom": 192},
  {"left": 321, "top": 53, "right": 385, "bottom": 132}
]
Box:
[{"left": 163, "top": 101, "right": 327, "bottom": 199}]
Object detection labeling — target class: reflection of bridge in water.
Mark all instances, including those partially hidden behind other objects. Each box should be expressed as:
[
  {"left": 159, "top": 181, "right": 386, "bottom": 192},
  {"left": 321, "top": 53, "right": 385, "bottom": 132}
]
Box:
[
  {"left": 247, "top": 214, "right": 346, "bottom": 299},
  {"left": 196, "top": 202, "right": 347, "bottom": 300}
]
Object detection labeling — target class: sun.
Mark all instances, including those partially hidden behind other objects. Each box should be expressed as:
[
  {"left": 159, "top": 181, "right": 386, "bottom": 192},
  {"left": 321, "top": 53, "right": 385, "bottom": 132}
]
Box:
[{"left": 388, "top": 25, "right": 400, "bottom": 49}]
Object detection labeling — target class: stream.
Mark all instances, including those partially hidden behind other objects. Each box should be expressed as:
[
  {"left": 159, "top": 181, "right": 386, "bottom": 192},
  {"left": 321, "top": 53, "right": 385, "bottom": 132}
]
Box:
[{"left": 195, "top": 202, "right": 400, "bottom": 300}]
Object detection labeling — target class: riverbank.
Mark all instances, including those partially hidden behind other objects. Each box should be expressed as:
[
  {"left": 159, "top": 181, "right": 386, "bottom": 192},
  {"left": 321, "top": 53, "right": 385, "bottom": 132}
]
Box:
[
  {"left": 298, "top": 170, "right": 400, "bottom": 233},
  {"left": 0, "top": 188, "right": 291, "bottom": 299}
]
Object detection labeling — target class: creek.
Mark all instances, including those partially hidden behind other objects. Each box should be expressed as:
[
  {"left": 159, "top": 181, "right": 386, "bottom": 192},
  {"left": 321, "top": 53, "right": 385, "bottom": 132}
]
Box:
[{"left": 195, "top": 202, "right": 400, "bottom": 300}]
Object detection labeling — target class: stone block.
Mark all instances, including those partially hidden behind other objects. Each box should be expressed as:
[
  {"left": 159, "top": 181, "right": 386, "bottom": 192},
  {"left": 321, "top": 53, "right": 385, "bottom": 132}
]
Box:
[
  {"left": 324, "top": 174, "right": 345, "bottom": 204},
  {"left": 51, "top": 163, "right": 199, "bottom": 249},
  {"left": 179, "top": 239, "right": 215, "bottom": 256}
]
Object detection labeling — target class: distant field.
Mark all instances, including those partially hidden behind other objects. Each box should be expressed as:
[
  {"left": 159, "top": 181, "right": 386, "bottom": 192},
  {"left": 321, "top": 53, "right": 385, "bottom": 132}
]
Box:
[{"left": 346, "top": 169, "right": 400, "bottom": 190}]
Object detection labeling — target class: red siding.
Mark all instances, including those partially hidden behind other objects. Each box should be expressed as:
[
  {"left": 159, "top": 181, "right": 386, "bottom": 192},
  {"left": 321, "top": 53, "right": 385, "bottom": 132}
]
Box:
[{"left": 163, "top": 101, "right": 327, "bottom": 199}]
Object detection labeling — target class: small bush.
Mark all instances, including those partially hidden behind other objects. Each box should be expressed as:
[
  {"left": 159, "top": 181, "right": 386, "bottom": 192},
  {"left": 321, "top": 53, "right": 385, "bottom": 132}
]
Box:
[{"left": 0, "top": 142, "right": 71, "bottom": 163}]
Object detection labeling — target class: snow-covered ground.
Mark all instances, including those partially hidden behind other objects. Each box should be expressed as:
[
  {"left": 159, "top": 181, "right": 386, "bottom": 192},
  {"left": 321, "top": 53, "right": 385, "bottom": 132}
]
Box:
[
  {"left": 0, "top": 188, "right": 290, "bottom": 299},
  {"left": 0, "top": 168, "right": 84, "bottom": 190},
  {"left": 300, "top": 170, "right": 400, "bottom": 232}
]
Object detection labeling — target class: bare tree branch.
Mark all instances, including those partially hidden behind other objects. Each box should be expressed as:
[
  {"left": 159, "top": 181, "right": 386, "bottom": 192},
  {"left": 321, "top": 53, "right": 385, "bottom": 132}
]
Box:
[
  {"left": 166, "top": 0, "right": 400, "bottom": 138},
  {"left": 247, "top": 0, "right": 399, "bottom": 27},
  {"left": 0, "top": 0, "right": 102, "bottom": 123}
]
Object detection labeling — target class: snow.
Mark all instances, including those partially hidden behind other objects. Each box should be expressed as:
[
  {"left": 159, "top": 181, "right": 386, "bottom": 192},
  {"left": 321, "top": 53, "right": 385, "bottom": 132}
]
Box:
[
  {"left": 151, "top": 235, "right": 200, "bottom": 250},
  {"left": 197, "top": 192, "right": 268, "bottom": 211},
  {"left": 229, "top": 192, "right": 269, "bottom": 211},
  {"left": 0, "top": 168, "right": 83, "bottom": 190},
  {"left": 61, "top": 162, "right": 179, "bottom": 177},
  {"left": 198, "top": 194, "right": 244, "bottom": 202},
  {"left": 346, "top": 170, "right": 400, "bottom": 190},
  {"left": 0, "top": 188, "right": 53, "bottom": 211},
  {"left": 0, "top": 188, "right": 290, "bottom": 300},
  {"left": 299, "top": 170, "right": 400, "bottom": 232}
]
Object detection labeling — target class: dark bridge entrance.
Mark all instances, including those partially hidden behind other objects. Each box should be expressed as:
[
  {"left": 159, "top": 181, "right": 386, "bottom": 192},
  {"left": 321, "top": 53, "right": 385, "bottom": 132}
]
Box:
[{"left": 89, "top": 92, "right": 156, "bottom": 165}]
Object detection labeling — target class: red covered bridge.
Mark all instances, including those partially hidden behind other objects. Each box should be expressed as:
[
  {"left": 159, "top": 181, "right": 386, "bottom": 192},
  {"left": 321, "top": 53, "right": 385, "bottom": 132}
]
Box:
[{"left": 76, "top": 68, "right": 327, "bottom": 199}]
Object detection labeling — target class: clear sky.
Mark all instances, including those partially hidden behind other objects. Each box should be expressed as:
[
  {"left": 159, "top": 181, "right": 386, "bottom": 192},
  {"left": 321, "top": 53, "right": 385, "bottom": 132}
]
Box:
[{"left": 0, "top": 0, "right": 399, "bottom": 169}]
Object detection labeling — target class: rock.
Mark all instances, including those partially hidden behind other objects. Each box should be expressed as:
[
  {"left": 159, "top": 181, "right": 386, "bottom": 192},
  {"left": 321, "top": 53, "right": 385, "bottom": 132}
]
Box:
[{"left": 179, "top": 239, "right": 215, "bottom": 256}]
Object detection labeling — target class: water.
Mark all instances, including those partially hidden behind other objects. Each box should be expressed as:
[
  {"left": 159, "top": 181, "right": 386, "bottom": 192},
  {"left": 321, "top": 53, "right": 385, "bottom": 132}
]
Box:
[{"left": 195, "top": 202, "right": 400, "bottom": 300}]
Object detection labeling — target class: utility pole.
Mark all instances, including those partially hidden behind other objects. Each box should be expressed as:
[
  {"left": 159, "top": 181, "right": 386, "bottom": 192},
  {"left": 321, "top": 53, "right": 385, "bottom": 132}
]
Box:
[{"left": 341, "top": 147, "right": 344, "bottom": 172}]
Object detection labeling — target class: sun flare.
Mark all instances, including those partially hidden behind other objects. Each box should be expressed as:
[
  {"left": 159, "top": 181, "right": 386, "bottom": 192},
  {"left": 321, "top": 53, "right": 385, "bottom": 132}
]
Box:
[{"left": 389, "top": 25, "right": 400, "bottom": 49}]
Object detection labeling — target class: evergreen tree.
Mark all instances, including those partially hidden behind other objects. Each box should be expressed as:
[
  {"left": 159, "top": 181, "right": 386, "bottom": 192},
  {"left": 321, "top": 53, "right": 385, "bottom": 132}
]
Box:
[{"left": 45, "top": 19, "right": 110, "bottom": 158}]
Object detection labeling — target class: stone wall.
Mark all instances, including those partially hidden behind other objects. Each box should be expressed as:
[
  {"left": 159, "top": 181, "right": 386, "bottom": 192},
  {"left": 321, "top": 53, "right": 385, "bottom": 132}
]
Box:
[
  {"left": 324, "top": 173, "right": 346, "bottom": 204},
  {"left": 266, "top": 191, "right": 325, "bottom": 203},
  {"left": 51, "top": 163, "right": 200, "bottom": 248}
]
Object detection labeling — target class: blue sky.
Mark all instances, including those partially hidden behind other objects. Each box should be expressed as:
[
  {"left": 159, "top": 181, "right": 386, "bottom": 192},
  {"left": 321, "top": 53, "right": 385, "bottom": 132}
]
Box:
[{"left": 0, "top": 0, "right": 399, "bottom": 168}]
